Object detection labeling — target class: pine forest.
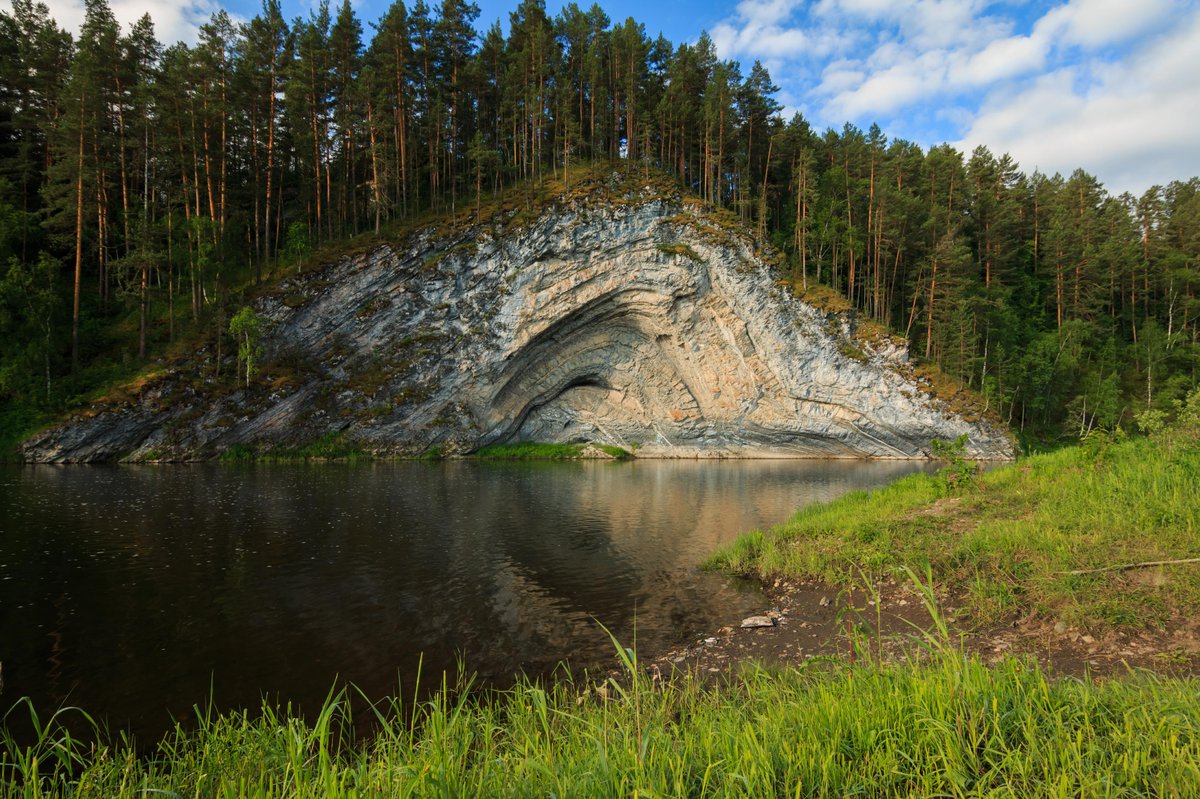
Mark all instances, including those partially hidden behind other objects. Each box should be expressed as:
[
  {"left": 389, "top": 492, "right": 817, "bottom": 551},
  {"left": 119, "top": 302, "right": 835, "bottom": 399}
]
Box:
[{"left": 1, "top": 0, "right": 1198, "bottom": 448}]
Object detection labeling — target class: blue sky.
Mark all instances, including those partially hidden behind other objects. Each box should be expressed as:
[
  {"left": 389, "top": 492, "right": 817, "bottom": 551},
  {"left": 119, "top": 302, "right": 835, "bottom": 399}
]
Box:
[{"left": 38, "top": 0, "right": 1200, "bottom": 195}]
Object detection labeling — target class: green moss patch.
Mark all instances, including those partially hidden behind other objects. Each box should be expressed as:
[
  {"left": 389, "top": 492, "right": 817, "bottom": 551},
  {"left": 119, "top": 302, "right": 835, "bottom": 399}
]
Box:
[{"left": 473, "top": 441, "right": 632, "bottom": 460}]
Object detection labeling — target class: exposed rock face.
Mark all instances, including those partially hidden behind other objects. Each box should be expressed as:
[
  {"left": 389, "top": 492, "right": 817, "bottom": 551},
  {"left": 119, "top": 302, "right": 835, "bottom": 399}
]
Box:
[{"left": 21, "top": 180, "right": 1014, "bottom": 462}]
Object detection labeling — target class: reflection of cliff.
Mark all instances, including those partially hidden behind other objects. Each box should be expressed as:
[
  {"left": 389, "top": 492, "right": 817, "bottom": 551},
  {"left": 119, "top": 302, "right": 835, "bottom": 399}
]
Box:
[
  {"left": 522, "top": 460, "right": 926, "bottom": 572},
  {"left": 1, "top": 460, "right": 918, "bottom": 743}
]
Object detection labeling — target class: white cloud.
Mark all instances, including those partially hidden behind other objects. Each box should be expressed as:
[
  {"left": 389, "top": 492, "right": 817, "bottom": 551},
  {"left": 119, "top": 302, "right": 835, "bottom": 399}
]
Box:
[
  {"left": 734, "top": 0, "right": 801, "bottom": 27},
  {"left": 712, "top": 19, "right": 810, "bottom": 58},
  {"left": 814, "top": 0, "right": 1000, "bottom": 49},
  {"left": 710, "top": 0, "right": 816, "bottom": 60},
  {"left": 961, "top": 33, "right": 1047, "bottom": 85},
  {"left": 1035, "top": 0, "right": 1180, "bottom": 49},
  {"left": 956, "top": 10, "right": 1200, "bottom": 194},
  {"left": 905, "top": 0, "right": 996, "bottom": 50},
  {"left": 812, "top": 0, "right": 894, "bottom": 21},
  {"left": 708, "top": 21, "right": 742, "bottom": 55},
  {"left": 825, "top": 57, "right": 932, "bottom": 117},
  {"left": 817, "top": 61, "right": 866, "bottom": 95},
  {"left": 750, "top": 26, "right": 811, "bottom": 57},
  {"left": 710, "top": 0, "right": 1200, "bottom": 192},
  {"left": 864, "top": 38, "right": 900, "bottom": 65},
  {"left": 40, "top": 0, "right": 219, "bottom": 45}
]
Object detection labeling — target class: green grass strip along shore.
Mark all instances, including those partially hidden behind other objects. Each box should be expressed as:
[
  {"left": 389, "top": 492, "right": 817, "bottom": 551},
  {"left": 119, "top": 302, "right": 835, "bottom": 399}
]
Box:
[
  {"left": 472, "top": 441, "right": 633, "bottom": 460},
  {"left": 4, "top": 645, "right": 1200, "bottom": 798}
]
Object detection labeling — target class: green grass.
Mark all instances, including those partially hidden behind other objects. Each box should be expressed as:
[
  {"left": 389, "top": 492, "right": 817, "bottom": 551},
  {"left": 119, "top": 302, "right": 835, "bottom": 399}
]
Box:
[
  {"left": 708, "top": 428, "right": 1200, "bottom": 630},
  {"left": 474, "top": 441, "right": 585, "bottom": 459},
  {"left": 0, "top": 406, "right": 48, "bottom": 461},
  {"left": 5, "top": 641, "right": 1200, "bottom": 798},
  {"left": 218, "top": 432, "right": 367, "bottom": 463},
  {"left": 656, "top": 242, "right": 703, "bottom": 261},
  {"left": 596, "top": 443, "right": 635, "bottom": 460},
  {"left": 472, "top": 441, "right": 632, "bottom": 460}
]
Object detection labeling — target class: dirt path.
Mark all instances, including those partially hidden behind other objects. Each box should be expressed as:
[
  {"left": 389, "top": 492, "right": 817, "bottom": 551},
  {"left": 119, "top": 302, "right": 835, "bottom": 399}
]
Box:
[{"left": 644, "top": 575, "right": 1200, "bottom": 680}]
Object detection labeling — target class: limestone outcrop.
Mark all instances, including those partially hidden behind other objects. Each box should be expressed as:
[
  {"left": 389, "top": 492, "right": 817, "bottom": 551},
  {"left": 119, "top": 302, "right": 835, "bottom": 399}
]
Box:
[{"left": 20, "top": 175, "right": 1014, "bottom": 462}]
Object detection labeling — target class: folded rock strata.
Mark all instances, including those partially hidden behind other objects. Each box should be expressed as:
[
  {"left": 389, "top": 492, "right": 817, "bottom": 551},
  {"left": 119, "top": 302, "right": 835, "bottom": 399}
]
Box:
[{"left": 21, "top": 182, "right": 1014, "bottom": 462}]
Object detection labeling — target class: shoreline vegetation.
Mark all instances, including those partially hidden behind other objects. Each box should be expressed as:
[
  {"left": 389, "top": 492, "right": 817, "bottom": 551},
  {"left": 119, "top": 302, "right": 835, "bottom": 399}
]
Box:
[
  {"left": 471, "top": 442, "right": 634, "bottom": 460},
  {"left": 211, "top": 439, "right": 636, "bottom": 463},
  {"left": 4, "top": 645, "right": 1199, "bottom": 797},
  {"left": 709, "top": 409, "right": 1200, "bottom": 632},
  {"left": 5, "top": 404, "right": 1200, "bottom": 795}
]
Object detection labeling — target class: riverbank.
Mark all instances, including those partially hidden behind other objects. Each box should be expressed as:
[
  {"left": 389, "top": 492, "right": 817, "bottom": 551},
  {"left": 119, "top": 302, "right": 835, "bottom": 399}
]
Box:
[
  {"left": 207, "top": 438, "right": 634, "bottom": 462},
  {"left": 5, "top": 630, "right": 1200, "bottom": 796},
  {"left": 5, "top": 406, "right": 1200, "bottom": 795},
  {"left": 710, "top": 423, "right": 1200, "bottom": 637},
  {"left": 675, "top": 406, "right": 1200, "bottom": 680},
  {"left": 647, "top": 570, "right": 1200, "bottom": 684}
]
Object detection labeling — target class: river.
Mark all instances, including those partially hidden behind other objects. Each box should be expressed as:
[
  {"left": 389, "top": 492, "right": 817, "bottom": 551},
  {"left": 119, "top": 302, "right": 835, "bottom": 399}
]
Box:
[{"left": 0, "top": 459, "right": 924, "bottom": 742}]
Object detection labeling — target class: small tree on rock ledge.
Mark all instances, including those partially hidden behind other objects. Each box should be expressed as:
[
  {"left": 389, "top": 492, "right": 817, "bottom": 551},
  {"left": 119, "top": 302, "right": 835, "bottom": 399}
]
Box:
[
  {"left": 285, "top": 222, "right": 310, "bottom": 274},
  {"left": 229, "top": 306, "right": 265, "bottom": 387}
]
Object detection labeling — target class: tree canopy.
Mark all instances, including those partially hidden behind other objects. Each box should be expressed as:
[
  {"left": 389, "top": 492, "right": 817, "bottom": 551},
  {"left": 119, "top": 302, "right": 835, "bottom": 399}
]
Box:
[{"left": 0, "top": 0, "right": 1196, "bottom": 443}]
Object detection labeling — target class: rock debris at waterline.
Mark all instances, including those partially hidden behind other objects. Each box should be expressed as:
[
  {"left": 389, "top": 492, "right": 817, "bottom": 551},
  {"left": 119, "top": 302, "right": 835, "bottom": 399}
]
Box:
[
  {"left": 740, "top": 616, "right": 777, "bottom": 629},
  {"left": 21, "top": 187, "right": 1014, "bottom": 463}
]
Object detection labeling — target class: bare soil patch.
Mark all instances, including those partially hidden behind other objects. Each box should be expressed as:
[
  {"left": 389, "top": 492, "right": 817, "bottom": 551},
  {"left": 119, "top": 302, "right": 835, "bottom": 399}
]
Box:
[{"left": 645, "top": 574, "right": 1200, "bottom": 680}]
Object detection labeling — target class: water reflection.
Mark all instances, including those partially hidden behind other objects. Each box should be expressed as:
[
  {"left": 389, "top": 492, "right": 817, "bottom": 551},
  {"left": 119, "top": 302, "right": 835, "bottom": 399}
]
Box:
[{"left": 0, "top": 459, "right": 924, "bottom": 741}]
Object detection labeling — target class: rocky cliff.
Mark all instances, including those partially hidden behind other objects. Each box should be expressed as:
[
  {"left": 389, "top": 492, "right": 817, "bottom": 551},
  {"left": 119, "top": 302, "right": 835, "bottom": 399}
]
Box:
[{"left": 21, "top": 172, "right": 1014, "bottom": 462}]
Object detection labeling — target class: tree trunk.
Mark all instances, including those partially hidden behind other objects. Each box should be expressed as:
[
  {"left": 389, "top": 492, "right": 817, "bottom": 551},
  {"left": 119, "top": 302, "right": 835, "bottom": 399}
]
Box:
[
  {"left": 367, "top": 99, "right": 382, "bottom": 235},
  {"left": 71, "top": 99, "right": 85, "bottom": 372},
  {"left": 310, "top": 60, "right": 323, "bottom": 241},
  {"left": 926, "top": 257, "right": 938, "bottom": 359},
  {"left": 263, "top": 57, "right": 276, "bottom": 278}
]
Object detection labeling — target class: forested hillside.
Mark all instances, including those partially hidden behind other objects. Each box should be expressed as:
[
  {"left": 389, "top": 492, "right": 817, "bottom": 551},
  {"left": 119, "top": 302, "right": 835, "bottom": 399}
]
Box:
[{"left": 1, "top": 0, "right": 1197, "bottom": 447}]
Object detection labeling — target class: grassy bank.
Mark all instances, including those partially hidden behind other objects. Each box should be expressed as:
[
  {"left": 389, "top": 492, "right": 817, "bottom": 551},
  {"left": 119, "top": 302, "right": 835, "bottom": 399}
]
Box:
[
  {"left": 0, "top": 407, "right": 47, "bottom": 461},
  {"left": 218, "top": 432, "right": 369, "bottom": 463},
  {"left": 472, "top": 441, "right": 633, "bottom": 460},
  {"left": 5, "top": 644, "right": 1200, "bottom": 798},
  {"left": 710, "top": 402, "right": 1200, "bottom": 631},
  {"left": 130, "top": 438, "right": 634, "bottom": 463}
]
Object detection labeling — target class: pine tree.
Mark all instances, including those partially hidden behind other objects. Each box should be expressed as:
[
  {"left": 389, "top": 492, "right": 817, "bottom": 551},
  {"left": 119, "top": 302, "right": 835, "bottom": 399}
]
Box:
[
  {"left": 48, "top": 0, "right": 121, "bottom": 369},
  {"left": 288, "top": 2, "right": 331, "bottom": 241},
  {"left": 2, "top": 0, "right": 72, "bottom": 248},
  {"left": 433, "top": 0, "right": 479, "bottom": 209},
  {"left": 330, "top": 0, "right": 363, "bottom": 232},
  {"left": 367, "top": 0, "right": 413, "bottom": 217},
  {"left": 240, "top": 0, "right": 289, "bottom": 276}
]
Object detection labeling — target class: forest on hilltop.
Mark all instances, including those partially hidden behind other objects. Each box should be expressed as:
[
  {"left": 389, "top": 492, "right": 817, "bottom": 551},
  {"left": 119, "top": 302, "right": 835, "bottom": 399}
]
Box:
[{"left": 0, "top": 0, "right": 1197, "bottom": 446}]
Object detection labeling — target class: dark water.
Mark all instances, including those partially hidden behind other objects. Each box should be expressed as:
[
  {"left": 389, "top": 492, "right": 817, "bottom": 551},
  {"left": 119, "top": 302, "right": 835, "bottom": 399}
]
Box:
[{"left": 0, "top": 459, "right": 923, "bottom": 741}]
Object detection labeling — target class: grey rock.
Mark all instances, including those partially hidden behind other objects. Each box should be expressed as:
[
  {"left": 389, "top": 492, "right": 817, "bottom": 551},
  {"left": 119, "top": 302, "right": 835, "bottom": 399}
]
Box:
[
  {"left": 20, "top": 188, "right": 1015, "bottom": 462},
  {"left": 741, "top": 616, "right": 776, "bottom": 629}
]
